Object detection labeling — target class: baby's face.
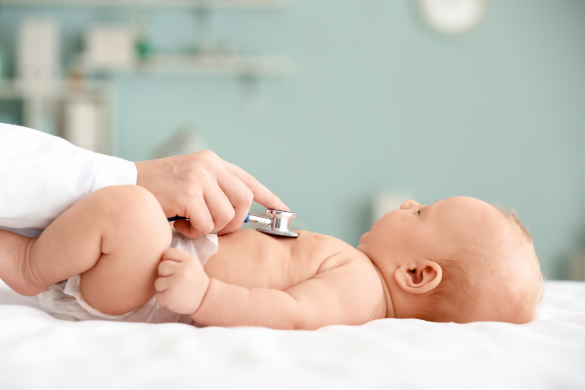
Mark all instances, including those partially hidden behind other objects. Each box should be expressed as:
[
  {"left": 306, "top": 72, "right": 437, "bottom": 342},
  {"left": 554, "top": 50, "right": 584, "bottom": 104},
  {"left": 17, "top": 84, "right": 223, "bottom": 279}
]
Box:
[
  {"left": 358, "top": 196, "right": 540, "bottom": 323},
  {"left": 358, "top": 196, "right": 504, "bottom": 277}
]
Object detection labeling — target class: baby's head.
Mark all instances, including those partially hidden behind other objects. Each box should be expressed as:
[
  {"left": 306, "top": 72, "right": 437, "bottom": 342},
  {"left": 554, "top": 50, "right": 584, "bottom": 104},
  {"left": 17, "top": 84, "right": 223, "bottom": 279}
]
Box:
[{"left": 358, "top": 196, "right": 543, "bottom": 324}]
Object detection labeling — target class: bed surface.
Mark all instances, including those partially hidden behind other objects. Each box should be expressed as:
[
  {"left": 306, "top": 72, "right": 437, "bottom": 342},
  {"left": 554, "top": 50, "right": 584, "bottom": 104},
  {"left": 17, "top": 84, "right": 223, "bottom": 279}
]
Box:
[{"left": 1, "top": 280, "right": 584, "bottom": 390}]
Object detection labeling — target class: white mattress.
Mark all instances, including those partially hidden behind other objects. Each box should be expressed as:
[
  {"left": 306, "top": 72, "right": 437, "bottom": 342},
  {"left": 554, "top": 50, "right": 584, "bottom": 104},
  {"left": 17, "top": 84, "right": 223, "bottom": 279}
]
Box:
[{"left": 0, "top": 280, "right": 583, "bottom": 390}]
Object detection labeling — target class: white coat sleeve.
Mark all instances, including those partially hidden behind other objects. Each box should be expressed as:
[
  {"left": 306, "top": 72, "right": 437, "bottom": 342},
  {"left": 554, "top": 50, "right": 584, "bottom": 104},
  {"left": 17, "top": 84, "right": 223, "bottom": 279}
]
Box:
[{"left": 0, "top": 123, "right": 137, "bottom": 233}]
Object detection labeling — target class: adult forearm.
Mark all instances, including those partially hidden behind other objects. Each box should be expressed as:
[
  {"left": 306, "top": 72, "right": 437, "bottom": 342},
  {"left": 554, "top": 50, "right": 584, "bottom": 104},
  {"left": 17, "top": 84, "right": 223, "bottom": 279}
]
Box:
[
  {"left": 191, "top": 278, "right": 300, "bottom": 329},
  {"left": 0, "top": 124, "right": 135, "bottom": 231}
]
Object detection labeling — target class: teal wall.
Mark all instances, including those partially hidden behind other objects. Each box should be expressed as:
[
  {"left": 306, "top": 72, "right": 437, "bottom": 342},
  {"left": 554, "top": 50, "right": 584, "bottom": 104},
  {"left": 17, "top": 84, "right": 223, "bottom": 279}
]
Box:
[{"left": 1, "top": 0, "right": 583, "bottom": 279}]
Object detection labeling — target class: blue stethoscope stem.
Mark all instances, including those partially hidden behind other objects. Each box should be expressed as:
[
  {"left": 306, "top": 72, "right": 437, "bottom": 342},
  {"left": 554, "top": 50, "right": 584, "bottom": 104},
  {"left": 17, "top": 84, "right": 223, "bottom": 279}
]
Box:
[
  {"left": 167, "top": 210, "right": 298, "bottom": 238},
  {"left": 168, "top": 214, "right": 252, "bottom": 223}
]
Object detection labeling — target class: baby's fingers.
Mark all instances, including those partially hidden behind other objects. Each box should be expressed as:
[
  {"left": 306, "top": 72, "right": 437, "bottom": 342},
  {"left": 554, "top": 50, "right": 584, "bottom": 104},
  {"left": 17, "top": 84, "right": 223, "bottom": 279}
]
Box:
[
  {"left": 163, "top": 248, "right": 190, "bottom": 262},
  {"left": 158, "top": 260, "right": 178, "bottom": 277},
  {"left": 154, "top": 276, "right": 169, "bottom": 293}
]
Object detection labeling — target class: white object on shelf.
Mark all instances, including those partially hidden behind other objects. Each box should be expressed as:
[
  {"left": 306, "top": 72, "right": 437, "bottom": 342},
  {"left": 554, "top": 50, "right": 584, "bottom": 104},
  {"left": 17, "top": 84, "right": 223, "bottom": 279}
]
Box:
[
  {"left": 17, "top": 19, "right": 60, "bottom": 93},
  {"left": 418, "top": 0, "right": 486, "bottom": 34},
  {"left": 372, "top": 190, "right": 413, "bottom": 224},
  {"left": 83, "top": 26, "right": 136, "bottom": 68},
  {"left": 0, "top": 80, "right": 113, "bottom": 152},
  {"left": 64, "top": 97, "right": 102, "bottom": 152}
]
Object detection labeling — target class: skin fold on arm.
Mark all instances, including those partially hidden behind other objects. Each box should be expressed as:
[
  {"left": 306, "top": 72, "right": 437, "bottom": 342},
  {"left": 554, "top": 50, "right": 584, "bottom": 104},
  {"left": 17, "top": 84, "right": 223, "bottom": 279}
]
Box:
[{"left": 157, "top": 248, "right": 386, "bottom": 330}]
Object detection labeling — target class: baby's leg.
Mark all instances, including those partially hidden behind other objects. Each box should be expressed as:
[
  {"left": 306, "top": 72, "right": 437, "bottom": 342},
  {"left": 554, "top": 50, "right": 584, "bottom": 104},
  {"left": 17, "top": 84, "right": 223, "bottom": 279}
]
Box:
[{"left": 28, "top": 185, "right": 171, "bottom": 315}]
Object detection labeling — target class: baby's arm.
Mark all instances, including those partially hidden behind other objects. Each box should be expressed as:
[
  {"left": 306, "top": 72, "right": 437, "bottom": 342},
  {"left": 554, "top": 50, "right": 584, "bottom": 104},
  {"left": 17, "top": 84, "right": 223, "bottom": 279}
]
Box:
[{"left": 156, "top": 250, "right": 385, "bottom": 330}]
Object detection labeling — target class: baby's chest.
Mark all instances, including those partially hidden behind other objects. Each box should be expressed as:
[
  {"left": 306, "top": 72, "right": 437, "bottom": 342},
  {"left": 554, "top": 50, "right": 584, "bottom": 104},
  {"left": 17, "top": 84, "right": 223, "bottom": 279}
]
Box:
[{"left": 204, "top": 229, "right": 347, "bottom": 290}]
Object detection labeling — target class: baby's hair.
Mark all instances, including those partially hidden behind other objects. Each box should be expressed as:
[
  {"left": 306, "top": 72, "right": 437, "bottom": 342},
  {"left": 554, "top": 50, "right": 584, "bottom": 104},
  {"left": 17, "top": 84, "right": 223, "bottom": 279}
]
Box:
[
  {"left": 496, "top": 207, "right": 545, "bottom": 321},
  {"left": 415, "top": 207, "right": 544, "bottom": 324}
]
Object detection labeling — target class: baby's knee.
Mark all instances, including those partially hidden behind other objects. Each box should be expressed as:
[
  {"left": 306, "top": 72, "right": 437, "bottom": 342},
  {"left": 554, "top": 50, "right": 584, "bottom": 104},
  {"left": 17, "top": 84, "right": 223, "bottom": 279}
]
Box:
[
  {"left": 89, "top": 185, "right": 154, "bottom": 213},
  {"left": 87, "top": 186, "right": 169, "bottom": 235}
]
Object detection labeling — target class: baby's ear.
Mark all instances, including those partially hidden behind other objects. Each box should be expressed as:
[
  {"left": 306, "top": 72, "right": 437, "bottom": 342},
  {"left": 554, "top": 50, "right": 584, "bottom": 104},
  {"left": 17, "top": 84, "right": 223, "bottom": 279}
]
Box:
[{"left": 394, "top": 260, "right": 442, "bottom": 294}]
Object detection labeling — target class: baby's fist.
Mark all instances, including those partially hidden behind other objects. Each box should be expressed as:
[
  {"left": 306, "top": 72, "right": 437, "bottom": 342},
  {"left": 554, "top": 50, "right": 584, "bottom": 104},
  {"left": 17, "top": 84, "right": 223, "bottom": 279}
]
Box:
[{"left": 155, "top": 248, "right": 210, "bottom": 315}]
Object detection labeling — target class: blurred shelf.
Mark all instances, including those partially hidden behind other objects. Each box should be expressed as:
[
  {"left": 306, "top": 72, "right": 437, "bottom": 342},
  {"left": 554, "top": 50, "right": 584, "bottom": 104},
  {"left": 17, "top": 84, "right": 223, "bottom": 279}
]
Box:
[
  {"left": 75, "top": 55, "right": 290, "bottom": 77},
  {"left": 0, "top": 0, "right": 287, "bottom": 9},
  {"left": 0, "top": 80, "right": 109, "bottom": 100}
]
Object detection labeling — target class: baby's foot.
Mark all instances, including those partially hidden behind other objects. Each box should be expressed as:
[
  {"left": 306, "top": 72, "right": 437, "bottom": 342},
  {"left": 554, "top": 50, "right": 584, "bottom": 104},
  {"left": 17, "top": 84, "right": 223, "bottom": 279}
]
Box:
[{"left": 0, "top": 237, "right": 47, "bottom": 296}]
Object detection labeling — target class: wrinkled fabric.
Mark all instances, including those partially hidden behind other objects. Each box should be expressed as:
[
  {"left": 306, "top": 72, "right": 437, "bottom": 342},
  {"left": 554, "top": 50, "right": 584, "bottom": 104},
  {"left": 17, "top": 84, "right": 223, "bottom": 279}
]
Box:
[
  {"left": 38, "top": 230, "right": 218, "bottom": 323},
  {"left": 0, "top": 281, "right": 583, "bottom": 390}
]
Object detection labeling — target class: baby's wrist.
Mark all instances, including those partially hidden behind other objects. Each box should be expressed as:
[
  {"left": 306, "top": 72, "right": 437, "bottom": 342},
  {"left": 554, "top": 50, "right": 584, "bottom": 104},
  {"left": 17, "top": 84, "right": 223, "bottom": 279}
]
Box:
[{"left": 190, "top": 274, "right": 211, "bottom": 317}]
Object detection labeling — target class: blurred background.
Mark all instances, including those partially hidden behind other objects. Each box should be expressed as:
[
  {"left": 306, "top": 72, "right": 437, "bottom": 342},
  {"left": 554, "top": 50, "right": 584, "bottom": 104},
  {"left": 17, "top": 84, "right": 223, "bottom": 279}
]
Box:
[{"left": 0, "top": 0, "right": 583, "bottom": 279}]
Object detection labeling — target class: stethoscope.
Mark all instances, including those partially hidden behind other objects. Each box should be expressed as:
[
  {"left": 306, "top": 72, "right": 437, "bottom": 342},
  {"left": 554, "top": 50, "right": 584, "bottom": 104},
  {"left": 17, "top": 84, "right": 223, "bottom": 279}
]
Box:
[{"left": 167, "top": 209, "right": 299, "bottom": 238}]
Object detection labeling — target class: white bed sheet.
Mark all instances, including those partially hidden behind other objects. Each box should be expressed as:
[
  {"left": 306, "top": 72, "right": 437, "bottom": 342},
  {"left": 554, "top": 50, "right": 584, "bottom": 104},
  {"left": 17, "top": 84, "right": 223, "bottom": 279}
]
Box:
[{"left": 0, "top": 280, "right": 583, "bottom": 390}]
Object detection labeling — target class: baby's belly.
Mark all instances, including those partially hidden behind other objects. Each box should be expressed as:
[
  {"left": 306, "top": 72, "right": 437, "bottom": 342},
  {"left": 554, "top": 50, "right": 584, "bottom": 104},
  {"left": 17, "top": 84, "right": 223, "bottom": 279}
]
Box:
[{"left": 204, "top": 229, "right": 350, "bottom": 291}]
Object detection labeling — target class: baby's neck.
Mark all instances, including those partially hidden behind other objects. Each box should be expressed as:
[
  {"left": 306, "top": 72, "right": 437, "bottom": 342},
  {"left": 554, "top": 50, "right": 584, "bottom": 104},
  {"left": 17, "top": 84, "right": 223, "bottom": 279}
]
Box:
[{"left": 371, "top": 262, "right": 395, "bottom": 318}]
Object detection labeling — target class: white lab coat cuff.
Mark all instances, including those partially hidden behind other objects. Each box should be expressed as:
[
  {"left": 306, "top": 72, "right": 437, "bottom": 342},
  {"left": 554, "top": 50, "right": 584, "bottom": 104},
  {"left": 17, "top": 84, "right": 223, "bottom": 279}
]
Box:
[{"left": 90, "top": 153, "right": 137, "bottom": 192}]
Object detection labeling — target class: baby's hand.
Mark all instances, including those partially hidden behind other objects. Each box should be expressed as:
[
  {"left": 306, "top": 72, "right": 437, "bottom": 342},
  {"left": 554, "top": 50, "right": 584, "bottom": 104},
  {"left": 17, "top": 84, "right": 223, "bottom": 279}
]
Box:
[{"left": 155, "top": 248, "right": 210, "bottom": 315}]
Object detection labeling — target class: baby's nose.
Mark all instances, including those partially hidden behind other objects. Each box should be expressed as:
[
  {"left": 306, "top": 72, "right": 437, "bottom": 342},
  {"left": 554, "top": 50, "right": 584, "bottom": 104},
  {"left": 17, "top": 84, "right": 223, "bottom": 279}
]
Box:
[{"left": 399, "top": 199, "right": 420, "bottom": 210}]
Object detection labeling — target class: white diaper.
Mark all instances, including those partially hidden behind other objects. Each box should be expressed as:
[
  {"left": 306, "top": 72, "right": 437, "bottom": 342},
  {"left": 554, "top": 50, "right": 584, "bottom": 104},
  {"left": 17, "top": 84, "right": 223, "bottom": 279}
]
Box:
[{"left": 38, "top": 230, "right": 218, "bottom": 324}]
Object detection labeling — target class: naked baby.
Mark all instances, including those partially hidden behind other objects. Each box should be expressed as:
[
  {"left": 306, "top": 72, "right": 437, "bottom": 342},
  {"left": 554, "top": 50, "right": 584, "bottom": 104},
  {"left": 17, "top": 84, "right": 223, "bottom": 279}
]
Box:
[{"left": 0, "top": 185, "right": 543, "bottom": 327}]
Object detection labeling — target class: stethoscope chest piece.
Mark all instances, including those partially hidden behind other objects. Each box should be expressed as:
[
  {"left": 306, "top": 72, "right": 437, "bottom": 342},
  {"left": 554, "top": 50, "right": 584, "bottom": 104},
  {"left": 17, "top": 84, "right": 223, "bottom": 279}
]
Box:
[{"left": 246, "top": 209, "right": 299, "bottom": 238}]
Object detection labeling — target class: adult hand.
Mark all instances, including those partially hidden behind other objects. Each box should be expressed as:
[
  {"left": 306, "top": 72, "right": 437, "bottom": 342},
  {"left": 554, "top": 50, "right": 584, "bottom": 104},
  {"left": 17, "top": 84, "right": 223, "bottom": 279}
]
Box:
[{"left": 135, "top": 150, "right": 289, "bottom": 238}]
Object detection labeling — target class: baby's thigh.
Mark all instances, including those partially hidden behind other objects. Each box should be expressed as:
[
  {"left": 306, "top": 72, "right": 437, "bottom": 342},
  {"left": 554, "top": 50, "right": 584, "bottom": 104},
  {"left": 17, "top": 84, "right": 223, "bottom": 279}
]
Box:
[
  {"left": 80, "top": 260, "right": 159, "bottom": 316},
  {"left": 78, "top": 186, "right": 172, "bottom": 316}
]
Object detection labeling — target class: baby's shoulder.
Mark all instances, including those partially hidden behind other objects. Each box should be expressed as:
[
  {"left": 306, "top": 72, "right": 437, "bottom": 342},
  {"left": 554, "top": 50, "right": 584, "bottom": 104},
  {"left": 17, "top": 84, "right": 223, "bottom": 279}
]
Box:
[
  {"left": 292, "top": 231, "right": 372, "bottom": 273},
  {"left": 292, "top": 230, "right": 354, "bottom": 256}
]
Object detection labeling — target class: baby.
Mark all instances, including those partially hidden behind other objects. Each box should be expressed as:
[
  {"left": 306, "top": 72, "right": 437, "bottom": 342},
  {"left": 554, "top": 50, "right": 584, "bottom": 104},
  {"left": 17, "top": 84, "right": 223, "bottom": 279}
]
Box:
[{"left": 0, "top": 185, "right": 543, "bottom": 328}]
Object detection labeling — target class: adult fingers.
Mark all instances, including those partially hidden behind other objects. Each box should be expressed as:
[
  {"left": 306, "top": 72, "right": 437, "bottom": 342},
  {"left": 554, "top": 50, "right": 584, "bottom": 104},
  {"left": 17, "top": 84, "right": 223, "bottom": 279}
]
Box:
[
  {"left": 173, "top": 196, "right": 215, "bottom": 239},
  {"left": 221, "top": 160, "right": 289, "bottom": 212},
  {"left": 203, "top": 181, "right": 236, "bottom": 234},
  {"left": 216, "top": 171, "right": 254, "bottom": 235}
]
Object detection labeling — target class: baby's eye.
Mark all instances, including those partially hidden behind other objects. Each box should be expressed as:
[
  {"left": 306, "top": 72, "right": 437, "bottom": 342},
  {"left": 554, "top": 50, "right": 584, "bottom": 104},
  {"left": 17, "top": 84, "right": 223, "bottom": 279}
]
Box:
[{"left": 417, "top": 210, "right": 421, "bottom": 216}]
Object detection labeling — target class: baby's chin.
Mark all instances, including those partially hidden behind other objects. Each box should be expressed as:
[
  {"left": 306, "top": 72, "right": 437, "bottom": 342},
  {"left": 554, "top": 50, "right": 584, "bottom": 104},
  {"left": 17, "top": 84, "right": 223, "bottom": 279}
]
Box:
[{"left": 358, "top": 232, "right": 370, "bottom": 244}]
